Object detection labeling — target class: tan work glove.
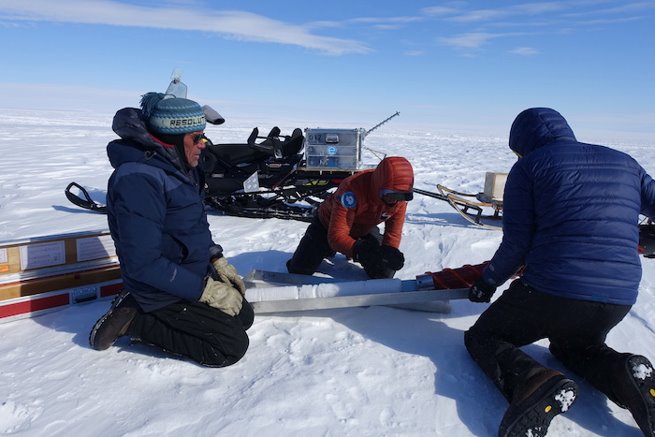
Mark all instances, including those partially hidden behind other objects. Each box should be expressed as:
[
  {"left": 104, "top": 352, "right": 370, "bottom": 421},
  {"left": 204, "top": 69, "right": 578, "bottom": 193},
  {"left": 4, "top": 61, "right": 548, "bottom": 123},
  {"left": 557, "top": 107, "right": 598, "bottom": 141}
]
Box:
[
  {"left": 212, "top": 257, "right": 246, "bottom": 296},
  {"left": 199, "top": 276, "right": 243, "bottom": 316}
]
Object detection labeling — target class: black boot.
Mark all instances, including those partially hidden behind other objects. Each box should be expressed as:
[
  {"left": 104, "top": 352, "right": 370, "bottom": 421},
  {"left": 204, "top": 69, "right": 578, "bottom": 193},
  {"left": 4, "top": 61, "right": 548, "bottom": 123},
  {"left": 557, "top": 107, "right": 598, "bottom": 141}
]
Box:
[
  {"left": 499, "top": 368, "right": 578, "bottom": 437},
  {"left": 613, "top": 355, "right": 655, "bottom": 436},
  {"left": 89, "top": 290, "right": 139, "bottom": 351}
]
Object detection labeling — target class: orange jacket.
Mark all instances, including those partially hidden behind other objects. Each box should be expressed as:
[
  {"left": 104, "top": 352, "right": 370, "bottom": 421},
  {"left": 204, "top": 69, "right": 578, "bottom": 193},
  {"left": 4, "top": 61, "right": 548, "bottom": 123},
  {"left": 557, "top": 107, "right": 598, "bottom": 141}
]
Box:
[{"left": 318, "top": 156, "right": 414, "bottom": 258}]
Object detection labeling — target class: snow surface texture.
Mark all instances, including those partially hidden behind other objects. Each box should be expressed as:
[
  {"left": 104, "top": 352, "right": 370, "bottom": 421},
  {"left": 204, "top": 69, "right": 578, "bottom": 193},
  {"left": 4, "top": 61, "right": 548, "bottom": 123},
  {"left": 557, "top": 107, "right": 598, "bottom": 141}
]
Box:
[{"left": 1, "top": 108, "right": 654, "bottom": 436}]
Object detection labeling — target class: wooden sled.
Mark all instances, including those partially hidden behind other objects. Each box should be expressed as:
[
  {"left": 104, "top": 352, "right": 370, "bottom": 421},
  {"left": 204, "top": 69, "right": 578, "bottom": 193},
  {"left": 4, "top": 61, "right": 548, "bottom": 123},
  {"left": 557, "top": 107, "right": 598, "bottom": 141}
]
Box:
[{"left": 436, "top": 172, "right": 506, "bottom": 230}]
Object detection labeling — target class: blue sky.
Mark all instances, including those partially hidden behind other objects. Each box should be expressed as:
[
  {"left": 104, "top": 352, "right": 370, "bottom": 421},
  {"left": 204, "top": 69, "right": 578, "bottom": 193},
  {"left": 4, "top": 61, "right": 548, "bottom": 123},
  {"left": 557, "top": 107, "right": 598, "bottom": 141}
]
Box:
[{"left": 0, "top": 0, "right": 653, "bottom": 139}]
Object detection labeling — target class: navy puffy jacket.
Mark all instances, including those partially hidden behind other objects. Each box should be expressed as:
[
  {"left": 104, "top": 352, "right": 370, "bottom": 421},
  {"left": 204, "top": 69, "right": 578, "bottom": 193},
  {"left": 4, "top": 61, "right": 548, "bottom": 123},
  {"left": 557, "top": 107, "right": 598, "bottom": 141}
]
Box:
[
  {"left": 106, "top": 108, "right": 218, "bottom": 312},
  {"left": 483, "top": 108, "right": 655, "bottom": 305}
]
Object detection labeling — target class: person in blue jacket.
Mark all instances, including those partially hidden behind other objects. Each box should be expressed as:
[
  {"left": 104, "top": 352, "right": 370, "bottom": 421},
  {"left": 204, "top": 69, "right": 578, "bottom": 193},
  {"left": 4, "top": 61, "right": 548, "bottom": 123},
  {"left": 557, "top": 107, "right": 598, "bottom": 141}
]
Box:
[
  {"left": 89, "top": 92, "right": 254, "bottom": 367},
  {"left": 465, "top": 107, "right": 655, "bottom": 437}
]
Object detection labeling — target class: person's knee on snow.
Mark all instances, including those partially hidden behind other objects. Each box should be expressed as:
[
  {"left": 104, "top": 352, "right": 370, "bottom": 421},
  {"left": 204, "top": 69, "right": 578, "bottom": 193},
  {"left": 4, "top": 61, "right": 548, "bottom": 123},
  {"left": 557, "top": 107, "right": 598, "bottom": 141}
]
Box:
[
  {"left": 287, "top": 216, "right": 333, "bottom": 275},
  {"left": 464, "top": 107, "right": 655, "bottom": 436},
  {"left": 288, "top": 156, "right": 414, "bottom": 278},
  {"left": 91, "top": 91, "right": 252, "bottom": 367}
]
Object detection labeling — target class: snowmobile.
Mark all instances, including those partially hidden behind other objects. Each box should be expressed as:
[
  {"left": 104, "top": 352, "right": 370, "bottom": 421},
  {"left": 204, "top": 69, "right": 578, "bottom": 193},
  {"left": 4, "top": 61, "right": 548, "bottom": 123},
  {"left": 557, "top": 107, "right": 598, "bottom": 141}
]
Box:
[
  {"left": 163, "top": 72, "right": 404, "bottom": 221},
  {"left": 200, "top": 113, "right": 398, "bottom": 222},
  {"left": 200, "top": 125, "right": 349, "bottom": 222}
]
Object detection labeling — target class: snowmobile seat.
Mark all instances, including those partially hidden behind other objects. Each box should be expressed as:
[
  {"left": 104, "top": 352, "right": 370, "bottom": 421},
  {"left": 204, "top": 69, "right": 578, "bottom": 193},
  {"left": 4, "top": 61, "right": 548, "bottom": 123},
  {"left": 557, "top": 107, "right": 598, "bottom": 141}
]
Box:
[
  {"left": 248, "top": 126, "right": 302, "bottom": 159},
  {"left": 267, "top": 126, "right": 281, "bottom": 139},
  {"left": 247, "top": 127, "right": 280, "bottom": 157},
  {"left": 206, "top": 142, "right": 270, "bottom": 166},
  {"left": 279, "top": 128, "right": 304, "bottom": 157},
  {"left": 246, "top": 127, "right": 282, "bottom": 147},
  {"left": 247, "top": 127, "right": 260, "bottom": 146}
]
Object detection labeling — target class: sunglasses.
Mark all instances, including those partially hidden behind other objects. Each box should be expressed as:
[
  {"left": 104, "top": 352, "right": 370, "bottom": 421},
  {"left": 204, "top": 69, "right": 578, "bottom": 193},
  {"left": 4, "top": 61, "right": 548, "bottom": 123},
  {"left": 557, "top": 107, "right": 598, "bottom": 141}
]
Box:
[
  {"left": 191, "top": 133, "right": 205, "bottom": 145},
  {"left": 382, "top": 190, "right": 414, "bottom": 203}
]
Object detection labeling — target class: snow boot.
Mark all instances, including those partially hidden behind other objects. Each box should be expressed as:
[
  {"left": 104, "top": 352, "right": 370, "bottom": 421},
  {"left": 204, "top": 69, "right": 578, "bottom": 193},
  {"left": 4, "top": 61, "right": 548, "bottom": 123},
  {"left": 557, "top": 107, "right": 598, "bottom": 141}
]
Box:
[
  {"left": 499, "top": 369, "right": 578, "bottom": 437},
  {"left": 89, "top": 290, "right": 139, "bottom": 351},
  {"left": 614, "top": 355, "right": 655, "bottom": 436}
]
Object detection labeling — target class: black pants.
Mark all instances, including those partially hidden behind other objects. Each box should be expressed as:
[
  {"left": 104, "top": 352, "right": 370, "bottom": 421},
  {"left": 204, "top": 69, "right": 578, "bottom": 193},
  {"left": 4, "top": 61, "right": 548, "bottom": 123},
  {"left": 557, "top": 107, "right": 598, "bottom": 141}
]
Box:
[
  {"left": 286, "top": 215, "right": 395, "bottom": 279},
  {"left": 130, "top": 299, "right": 254, "bottom": 367},
  {"left": 287, "top": 215, "right": 336, "bottom": 275},
  {"left": 464, "top": 279, "right": 632, "bottom": 404}
]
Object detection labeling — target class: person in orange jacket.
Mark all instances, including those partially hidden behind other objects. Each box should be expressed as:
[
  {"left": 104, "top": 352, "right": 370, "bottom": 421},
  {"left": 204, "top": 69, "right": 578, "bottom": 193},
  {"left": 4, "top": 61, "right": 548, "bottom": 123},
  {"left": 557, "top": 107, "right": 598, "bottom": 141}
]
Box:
[{"left": 287, "top": 156, "right": 414, "bottom": 279}]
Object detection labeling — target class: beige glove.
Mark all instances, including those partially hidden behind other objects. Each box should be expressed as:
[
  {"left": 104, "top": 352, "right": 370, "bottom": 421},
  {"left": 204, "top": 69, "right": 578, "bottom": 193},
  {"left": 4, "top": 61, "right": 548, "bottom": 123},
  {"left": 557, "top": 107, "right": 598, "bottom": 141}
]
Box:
[
  {"left": 212, "top": 257, "right": 246, "bottom": 296},
  {"left": 199, "top": 276, "right": 243, "bottom": 316}
]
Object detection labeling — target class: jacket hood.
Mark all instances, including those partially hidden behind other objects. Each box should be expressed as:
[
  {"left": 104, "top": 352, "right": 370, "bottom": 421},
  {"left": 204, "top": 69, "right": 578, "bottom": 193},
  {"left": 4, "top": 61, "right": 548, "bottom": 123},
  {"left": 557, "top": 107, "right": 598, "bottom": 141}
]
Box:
[
  {"left": 107, "top": 107, "right": 186, "bottom": 172},
  {"left": 509, "top": 108, "right": 577, "bottom": 157},
  {"left": 371, "top": 156, "right": 414, "bottom": 196}
]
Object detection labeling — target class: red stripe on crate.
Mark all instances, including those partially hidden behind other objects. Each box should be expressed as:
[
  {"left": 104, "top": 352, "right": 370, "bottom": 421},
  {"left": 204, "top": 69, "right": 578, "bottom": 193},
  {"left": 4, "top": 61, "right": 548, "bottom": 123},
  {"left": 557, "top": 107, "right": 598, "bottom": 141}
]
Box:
[
  {"left": 100, "top": 283, "right": 122, "bottom": 298},
  {"left": 0, "top": 293, "right": 70, "bottom": 318}
]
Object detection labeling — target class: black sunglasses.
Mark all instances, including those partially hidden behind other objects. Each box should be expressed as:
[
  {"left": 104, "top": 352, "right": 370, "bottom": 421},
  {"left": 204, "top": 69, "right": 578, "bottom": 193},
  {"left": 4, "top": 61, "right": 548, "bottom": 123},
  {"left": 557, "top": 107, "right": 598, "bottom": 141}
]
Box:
[
  {"left": 382, "top": 191, "right": 413, "bottom": 202},
  {"left": 191, "top": 133, "right": 205, "bottom": 144}
]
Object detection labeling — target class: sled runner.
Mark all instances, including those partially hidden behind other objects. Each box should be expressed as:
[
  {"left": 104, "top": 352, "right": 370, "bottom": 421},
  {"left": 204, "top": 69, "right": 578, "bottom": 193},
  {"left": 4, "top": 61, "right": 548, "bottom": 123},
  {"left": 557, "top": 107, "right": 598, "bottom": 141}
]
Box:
[{"left": 414, "top": 172, "right": 506, "bottom": 230}]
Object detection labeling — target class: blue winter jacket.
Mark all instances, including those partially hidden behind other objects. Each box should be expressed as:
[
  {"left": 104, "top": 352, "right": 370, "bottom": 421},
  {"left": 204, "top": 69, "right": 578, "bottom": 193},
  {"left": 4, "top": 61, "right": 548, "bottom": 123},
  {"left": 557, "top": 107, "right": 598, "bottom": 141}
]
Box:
[
  {"left": 483, "top": 107, "right": 655, "bottom": 305},
  {"left": 106, "top": 107, "right": 219, "bottom": 312}
]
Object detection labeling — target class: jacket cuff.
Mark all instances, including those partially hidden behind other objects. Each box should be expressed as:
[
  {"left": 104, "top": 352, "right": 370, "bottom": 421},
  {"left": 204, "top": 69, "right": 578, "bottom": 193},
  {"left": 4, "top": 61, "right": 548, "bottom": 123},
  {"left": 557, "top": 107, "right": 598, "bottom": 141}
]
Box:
[
  {"left": 209, "top": 244, "right": 224, "bottom": 262},
  {"left": 481, "top": 267, "right": 498, "bottom": 287}
]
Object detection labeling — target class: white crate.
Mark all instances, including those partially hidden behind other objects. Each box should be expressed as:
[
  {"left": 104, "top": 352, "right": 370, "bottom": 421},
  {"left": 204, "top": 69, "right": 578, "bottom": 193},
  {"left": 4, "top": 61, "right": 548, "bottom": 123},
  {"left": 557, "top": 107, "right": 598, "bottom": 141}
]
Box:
[{"left": 482, "top": 172, "right": 508, "bottom": 201}]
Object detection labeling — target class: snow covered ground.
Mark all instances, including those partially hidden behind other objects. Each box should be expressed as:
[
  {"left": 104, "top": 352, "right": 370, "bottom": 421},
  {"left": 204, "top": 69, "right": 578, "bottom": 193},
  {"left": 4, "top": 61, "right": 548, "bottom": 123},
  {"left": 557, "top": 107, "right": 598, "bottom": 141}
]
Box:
[{"left": 1, "top": 108, "right": 654, "bottom": 436}]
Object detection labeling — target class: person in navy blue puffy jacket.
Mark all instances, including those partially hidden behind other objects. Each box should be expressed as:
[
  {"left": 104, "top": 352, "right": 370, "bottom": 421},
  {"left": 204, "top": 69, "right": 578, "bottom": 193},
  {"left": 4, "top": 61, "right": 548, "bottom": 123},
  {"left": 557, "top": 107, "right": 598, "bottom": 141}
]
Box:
[
  {"left": 89, "top": 92, "right": 253, "bottom": 367},
  {"left": 464, "top": 107, "right": 655, "bottom": 437}
]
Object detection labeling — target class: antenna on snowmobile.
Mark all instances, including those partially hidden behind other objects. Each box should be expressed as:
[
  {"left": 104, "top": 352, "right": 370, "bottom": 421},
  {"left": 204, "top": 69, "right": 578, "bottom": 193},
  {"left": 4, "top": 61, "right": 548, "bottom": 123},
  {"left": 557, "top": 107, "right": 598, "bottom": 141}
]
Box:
[
  {"left": 361, "top": 111, "right": 400, "bottom": 161},
  {"left": 362, "top": 111, "right": 400, "bottom": 140}
]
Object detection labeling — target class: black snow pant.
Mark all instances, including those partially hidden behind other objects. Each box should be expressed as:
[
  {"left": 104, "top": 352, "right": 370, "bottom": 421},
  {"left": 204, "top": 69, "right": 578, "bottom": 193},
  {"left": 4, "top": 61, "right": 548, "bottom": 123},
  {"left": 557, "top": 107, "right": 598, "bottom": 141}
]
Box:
[
  {"left": 464, "top": 278, "right": 632, "bottom": 405},
  {"left": 129, "top": 299, "right": 254, "bottom": 368},
  {"left": 286, "top": 215, "right": 336, "bottom": 275},
  {"left": 286, "top": 214, "right": 395, "bottom": 278}
]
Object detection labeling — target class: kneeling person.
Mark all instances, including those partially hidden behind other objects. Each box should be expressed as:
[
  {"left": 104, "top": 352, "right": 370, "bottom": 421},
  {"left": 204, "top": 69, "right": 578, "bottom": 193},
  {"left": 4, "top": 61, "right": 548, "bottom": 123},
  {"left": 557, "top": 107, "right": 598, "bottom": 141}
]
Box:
[
  {"left": 287, "top": 156, "right": 413, "bottom": 279},
  {"left": 89, "top": 92, "right": 253, "bottom": 367}
]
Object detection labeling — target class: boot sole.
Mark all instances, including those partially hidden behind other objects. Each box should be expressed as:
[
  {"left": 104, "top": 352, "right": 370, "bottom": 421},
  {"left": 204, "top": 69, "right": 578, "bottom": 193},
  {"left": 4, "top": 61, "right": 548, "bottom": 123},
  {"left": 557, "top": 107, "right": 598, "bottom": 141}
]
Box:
[
  {"left": 500, "top": 376, "right": 578, "bottom": 437},
  {"left": 626, "top": 355, "right": 655, "bottom": 436}
]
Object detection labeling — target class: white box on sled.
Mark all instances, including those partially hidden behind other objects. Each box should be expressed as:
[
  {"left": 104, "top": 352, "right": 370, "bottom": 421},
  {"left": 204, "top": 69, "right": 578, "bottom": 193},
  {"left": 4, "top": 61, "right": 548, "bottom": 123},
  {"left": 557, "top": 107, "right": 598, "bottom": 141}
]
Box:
[{"left": 482, "top": 172, "right": 508, "bottom": 202}]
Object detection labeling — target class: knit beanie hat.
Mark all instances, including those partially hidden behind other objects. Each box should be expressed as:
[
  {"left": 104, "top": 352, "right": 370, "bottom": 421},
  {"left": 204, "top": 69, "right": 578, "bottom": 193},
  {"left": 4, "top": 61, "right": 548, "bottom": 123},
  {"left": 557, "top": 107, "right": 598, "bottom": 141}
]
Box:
[{"left": 140, "top": 92, "right": 206, "bottom": 135}]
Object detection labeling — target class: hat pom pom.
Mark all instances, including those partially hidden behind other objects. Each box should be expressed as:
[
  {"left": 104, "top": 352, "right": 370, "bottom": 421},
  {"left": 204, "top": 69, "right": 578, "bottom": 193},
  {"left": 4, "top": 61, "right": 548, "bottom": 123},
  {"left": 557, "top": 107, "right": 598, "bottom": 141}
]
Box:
[{"left": 140, "top": 92, "right": 165, "bottom": 119}]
